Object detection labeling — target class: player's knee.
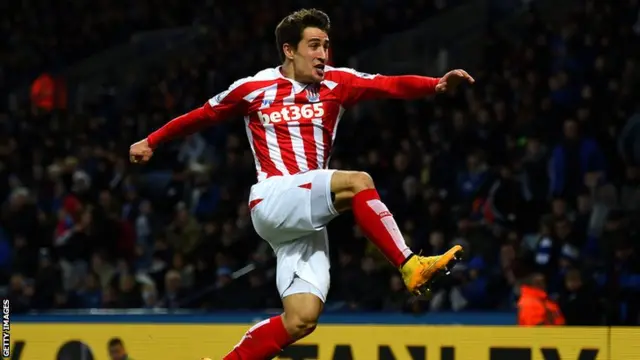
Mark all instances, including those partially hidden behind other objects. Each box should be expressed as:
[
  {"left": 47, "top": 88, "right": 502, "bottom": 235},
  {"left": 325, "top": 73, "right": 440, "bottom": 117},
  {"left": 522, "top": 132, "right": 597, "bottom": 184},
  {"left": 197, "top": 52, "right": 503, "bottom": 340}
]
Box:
[
  {"left": 347, "top": 171, "right": 375, "bottom": 193},
  {"left": 331, "top": 171, "right": 376, "bottom": 212},
  {"left": 283, "top": 309, "right": 320, "bottom": 338}
]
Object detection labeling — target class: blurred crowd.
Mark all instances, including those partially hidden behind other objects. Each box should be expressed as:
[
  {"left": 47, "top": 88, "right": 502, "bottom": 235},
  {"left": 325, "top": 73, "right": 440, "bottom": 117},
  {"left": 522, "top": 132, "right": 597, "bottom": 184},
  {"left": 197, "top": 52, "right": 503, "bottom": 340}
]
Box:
[
  {"left": 3, "top": 0, "right": 640, "bottom": 326},
  {"left": 1, "top": 0, "right": 200, "bottom": 90},
  {"left": 0, "top": 0, "right": 447, "bottom": 96}
]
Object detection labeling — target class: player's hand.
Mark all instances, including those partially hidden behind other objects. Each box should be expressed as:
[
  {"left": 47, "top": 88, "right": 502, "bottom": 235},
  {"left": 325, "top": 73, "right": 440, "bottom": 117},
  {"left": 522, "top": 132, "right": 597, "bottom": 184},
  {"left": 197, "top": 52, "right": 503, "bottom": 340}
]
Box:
[
  {"left": 129, "top": 138, "right": 154, "bottom": 164},
  {"left": 435, "top": 69, "right": 475, "bottom": 93}
]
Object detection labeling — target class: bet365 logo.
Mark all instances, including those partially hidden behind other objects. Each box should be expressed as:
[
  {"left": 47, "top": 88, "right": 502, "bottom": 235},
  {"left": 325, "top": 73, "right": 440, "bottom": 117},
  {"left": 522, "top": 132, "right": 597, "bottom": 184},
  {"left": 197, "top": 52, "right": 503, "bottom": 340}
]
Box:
[{"left": 257, "top": 103, "right": 325, "bottom": 125}]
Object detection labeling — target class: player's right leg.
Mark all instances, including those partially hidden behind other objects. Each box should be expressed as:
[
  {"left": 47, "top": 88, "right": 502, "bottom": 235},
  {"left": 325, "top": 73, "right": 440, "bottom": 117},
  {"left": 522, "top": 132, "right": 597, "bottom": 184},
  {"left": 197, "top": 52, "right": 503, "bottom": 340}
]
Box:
[
  {"left": 223, "top": 171, "right": 335, "bottom": 359},
  {"left": 329, "top": 170, "right": 463, "bottom": 295},
  {"left": 223, "top": 229, "right": 329, "bottom": 359},
  {"left": 223, "top": 290, "right": 322, "bottom": 360}
]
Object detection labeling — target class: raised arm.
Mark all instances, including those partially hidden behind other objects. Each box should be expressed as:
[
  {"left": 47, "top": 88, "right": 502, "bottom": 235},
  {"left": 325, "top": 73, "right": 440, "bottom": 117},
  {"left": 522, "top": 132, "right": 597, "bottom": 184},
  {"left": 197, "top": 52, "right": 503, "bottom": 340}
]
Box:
[
  {"left": 129, "top": 78, "right": 252, "bottom": 164},
  {"left": 148, "top": 79, "right": 252, "bottom": 147},
  {"left": 327, "top": 67, "right": 474, "bottom": 106}
]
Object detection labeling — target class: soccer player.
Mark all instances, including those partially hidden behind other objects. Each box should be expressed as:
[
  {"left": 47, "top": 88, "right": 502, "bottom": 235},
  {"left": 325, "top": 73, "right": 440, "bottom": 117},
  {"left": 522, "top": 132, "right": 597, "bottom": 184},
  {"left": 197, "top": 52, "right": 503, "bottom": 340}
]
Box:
[{"left": 130, "top": 9, "right": 473, "bottom": 359}]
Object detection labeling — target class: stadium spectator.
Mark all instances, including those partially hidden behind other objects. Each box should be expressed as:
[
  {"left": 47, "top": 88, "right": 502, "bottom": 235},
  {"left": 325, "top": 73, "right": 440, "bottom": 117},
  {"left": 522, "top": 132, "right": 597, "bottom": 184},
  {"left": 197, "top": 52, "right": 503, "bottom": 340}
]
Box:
[
  {"left": 558, "top": 268, "right": 602, "bottom": 325},
  {"left": 72, "top": 272, "right": 103, "bottom": 309},
  {"left": 549, "top": 119, "right": 606, "bottom": 199},
  {"left": 517, "top": 273, "right": 565, "bottom": 326},
  {"left": 157, "top": 269, "right": 186, "bottom": 309},
  {"left": 383, "top": 275, "right": 414, "bottom": 312},
  {"left": 7, "top": 274, "right": 33, "bottom": 313},
  {"left": 456, "top": 256, "right": 490, "bottom": 310},
  {"left": 607, "top": 238, "right": 640, "bottom": 325}
]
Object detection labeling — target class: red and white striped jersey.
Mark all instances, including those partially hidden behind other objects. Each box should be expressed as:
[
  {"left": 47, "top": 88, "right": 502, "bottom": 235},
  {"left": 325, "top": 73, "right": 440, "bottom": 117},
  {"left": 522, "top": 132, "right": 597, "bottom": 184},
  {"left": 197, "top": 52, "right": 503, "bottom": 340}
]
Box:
[
  {"left": 205, "top": 66, "right": 439, "bottom": 182},
  {"left": 147, "top": 66, "right": 439, "bottom": 182}
]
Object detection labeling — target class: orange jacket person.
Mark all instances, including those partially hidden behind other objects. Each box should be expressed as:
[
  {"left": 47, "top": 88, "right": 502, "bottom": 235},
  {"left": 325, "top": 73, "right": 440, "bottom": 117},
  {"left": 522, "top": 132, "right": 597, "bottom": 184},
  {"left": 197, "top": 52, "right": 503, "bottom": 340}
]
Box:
[
  {"left": 30, "top": 73, "right": 55, "bottom": 111},
  {"left": 518, "top": 273, "right": 565, "bottom": 326}
]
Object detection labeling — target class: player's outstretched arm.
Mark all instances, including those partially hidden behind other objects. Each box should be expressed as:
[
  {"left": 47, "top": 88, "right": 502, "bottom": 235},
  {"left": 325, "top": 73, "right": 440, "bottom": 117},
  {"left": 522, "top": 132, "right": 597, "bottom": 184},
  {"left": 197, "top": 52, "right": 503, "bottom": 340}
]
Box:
[
  {"left": 129, "top": 79, "right": 251, "bottom": 164},
  {"left": 128, "top": 104, "right": 218, "bottom": 164},
  {"left": 327, "top": 67, "right": 474, "bottom": 106}
]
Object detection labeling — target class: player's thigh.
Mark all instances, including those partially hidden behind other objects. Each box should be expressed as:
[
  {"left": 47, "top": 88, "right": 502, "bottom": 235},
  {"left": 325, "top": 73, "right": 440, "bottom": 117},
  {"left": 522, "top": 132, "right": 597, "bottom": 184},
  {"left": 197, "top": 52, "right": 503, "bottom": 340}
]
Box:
[
  {"left": 249, "top": 170, "right": 339, "bottom": 244},
  {"left": 282, "top": 281, "right": 324, "bottom": 324},
  {"left": 274, "top": 229, "right": 331, "bottom": 302}
]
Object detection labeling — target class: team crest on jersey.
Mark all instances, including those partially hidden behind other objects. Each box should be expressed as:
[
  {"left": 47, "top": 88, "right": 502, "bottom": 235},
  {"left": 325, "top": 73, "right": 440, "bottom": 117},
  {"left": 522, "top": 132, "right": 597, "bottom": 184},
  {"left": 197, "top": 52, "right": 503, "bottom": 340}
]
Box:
[{"left": 305, "top": 88, "right": 320, "bottom": 103}]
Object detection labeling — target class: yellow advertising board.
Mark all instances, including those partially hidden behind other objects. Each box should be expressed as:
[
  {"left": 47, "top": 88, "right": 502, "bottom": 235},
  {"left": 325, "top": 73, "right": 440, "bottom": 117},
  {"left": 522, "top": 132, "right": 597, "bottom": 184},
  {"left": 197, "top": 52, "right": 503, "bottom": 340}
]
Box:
[
  {"left": 610, "top": 327, "right": 640, "bottom": 360},
  {"left": 9, "top": 323, "right": 640, "bottom": 360}
]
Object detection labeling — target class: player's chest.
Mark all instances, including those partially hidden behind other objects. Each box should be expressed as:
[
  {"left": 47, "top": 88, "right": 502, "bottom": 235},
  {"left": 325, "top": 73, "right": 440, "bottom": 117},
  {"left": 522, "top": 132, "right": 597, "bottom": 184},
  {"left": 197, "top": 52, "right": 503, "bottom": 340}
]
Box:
[{"left": 247, "top": 85, "right": 341, "bottom": 126}]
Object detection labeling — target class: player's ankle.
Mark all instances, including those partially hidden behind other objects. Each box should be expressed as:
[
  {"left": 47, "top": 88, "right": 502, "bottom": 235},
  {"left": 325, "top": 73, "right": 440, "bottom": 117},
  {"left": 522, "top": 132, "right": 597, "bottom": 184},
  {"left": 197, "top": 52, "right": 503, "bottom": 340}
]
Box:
[{"left": 399, "top": 253, "right": 415, "bottom": 269}]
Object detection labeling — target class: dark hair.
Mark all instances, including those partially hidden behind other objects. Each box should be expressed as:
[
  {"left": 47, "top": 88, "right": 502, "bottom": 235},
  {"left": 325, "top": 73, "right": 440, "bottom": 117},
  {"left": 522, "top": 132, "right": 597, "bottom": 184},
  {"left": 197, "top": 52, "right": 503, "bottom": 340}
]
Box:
[
  {"left": 108, "top": 337, "right": 124, "bottom": 348},
  {"left": 275, "top": 9, "right": 330, "bottom": 62},
  {"left": 523, "top": 272, "right": 546, "bottom": 288}
]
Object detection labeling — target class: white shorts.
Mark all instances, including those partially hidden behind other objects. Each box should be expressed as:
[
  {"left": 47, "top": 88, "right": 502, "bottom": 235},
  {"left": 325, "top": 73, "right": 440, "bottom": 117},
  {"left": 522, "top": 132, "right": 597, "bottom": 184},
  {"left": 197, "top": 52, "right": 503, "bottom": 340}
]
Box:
[{"left": 249, "top": 169, "right": 339, "bottom": 302}]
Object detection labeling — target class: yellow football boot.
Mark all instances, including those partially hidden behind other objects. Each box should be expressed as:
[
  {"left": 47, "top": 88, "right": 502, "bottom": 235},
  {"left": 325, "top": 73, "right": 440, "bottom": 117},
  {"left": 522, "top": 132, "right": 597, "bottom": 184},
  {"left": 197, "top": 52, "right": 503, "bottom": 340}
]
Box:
[{"left": 400, "top": 245, "right": 464, "bottom": 295}]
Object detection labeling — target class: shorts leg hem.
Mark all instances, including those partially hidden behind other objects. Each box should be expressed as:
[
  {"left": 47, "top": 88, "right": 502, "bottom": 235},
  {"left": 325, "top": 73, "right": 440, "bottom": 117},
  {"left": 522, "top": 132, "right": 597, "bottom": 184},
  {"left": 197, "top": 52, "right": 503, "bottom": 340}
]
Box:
[
  {"left": 325, "top": 170, "right": 339, "bottom": 216},
  {"left": 281, "top": 277, "right": 327, "bottom": 303}
]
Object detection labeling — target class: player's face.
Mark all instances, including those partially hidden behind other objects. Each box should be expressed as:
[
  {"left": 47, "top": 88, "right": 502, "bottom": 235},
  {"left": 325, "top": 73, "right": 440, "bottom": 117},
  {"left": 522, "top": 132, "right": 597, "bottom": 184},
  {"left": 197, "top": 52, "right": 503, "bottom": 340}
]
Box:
[{"left": 293, "top": 27, "right": 329, "bottom": 83}]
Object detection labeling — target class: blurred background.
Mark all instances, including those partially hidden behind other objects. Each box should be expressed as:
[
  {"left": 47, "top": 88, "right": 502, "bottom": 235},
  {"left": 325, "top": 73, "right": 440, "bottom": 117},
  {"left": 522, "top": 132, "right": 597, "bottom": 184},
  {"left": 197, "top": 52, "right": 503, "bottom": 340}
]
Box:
[{"left": 2, "top": 0, "right": 640, "bottom": 332}]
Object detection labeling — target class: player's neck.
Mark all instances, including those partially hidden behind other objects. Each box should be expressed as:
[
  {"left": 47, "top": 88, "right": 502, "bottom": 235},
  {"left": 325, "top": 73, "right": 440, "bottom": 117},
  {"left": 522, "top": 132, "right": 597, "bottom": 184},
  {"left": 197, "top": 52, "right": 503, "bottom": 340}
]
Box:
[{"left": 280, "top": 62, "right": 308, "bottom": 84}]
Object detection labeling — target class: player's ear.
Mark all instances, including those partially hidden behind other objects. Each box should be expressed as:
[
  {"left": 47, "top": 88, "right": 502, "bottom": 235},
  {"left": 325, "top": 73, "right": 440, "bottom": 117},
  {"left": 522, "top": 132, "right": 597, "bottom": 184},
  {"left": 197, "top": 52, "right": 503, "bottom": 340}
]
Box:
[{"left": 282, "top": 43, "right": 295, "bottom": 60}]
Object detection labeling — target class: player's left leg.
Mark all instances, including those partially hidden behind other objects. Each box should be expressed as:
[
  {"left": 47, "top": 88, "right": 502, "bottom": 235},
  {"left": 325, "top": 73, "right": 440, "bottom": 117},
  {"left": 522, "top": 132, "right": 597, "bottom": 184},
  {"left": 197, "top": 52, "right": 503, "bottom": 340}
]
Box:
[{"left": 330, "top": 170, "right": 463, "bottom": 295}]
